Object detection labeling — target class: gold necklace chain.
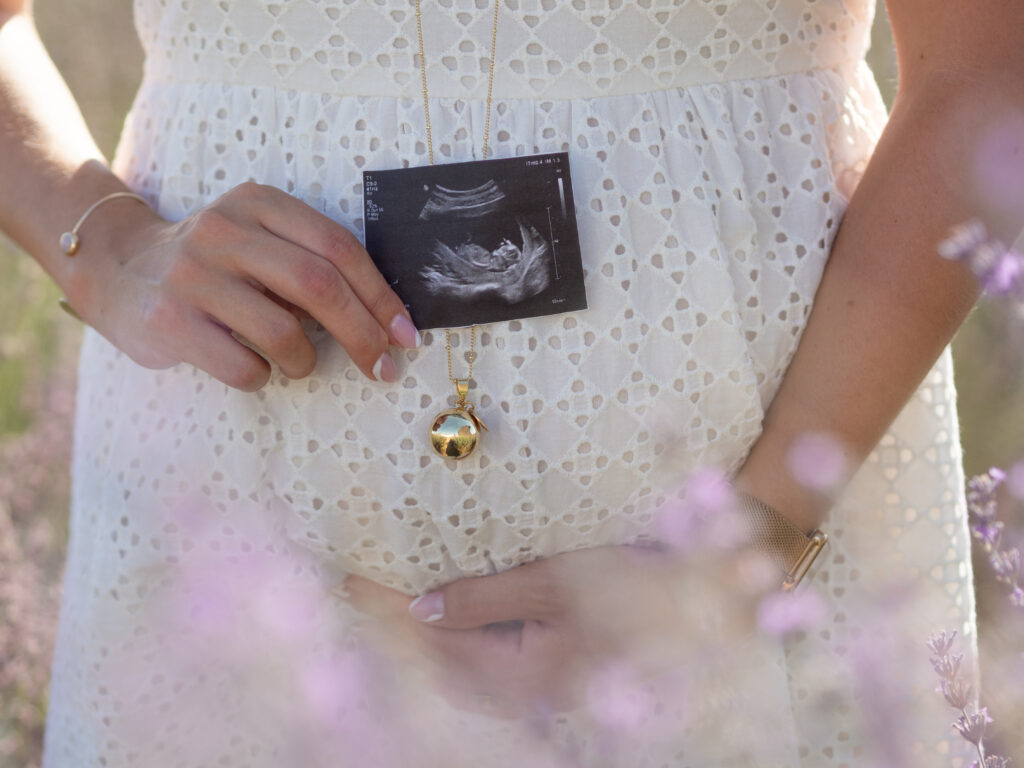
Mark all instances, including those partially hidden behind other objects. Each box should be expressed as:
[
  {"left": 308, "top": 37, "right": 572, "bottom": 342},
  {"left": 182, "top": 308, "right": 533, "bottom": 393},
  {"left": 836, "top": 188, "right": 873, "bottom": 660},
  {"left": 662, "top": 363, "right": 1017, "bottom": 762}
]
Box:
[{"left": 415, "top": 0, "right": 501, "bottom": 392}]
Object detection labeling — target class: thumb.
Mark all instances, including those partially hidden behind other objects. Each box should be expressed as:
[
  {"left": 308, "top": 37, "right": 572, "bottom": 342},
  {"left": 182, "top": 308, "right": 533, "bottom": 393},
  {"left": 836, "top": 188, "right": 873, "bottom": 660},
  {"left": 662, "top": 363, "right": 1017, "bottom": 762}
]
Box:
[{"left": 408, "top": 559, "right": 561, "bottom": 629}]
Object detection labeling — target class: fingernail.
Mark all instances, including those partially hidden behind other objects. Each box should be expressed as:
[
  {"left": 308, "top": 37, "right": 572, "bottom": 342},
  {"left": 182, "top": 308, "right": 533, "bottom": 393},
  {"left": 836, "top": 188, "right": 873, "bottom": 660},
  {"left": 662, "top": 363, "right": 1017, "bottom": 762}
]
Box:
[
  {"left": 390, "top": 314, "right": 422, "bottom": 349},
  {"left": 409, "top": 591, "right": 444, "bottom": 623},
  {"left": 371, "top": 352, "right": 396, "bottom": 383},
  {"left": 333, "top": 575, "right": 353, "bottom": 601}
]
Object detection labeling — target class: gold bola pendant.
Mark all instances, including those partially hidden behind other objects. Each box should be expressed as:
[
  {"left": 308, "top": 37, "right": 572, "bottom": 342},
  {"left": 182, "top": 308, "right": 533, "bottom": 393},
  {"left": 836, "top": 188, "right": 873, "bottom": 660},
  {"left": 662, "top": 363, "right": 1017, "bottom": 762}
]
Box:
[{"left": 430, "top": 379, "right": 488, "bottom": 460}]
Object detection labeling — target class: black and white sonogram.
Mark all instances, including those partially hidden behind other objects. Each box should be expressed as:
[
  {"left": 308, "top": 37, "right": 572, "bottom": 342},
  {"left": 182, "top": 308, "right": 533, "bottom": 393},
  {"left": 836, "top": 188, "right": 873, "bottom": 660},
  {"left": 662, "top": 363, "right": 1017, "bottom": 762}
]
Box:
[{"left": 363, "top": 153, "right": 588, "bottom": 329}]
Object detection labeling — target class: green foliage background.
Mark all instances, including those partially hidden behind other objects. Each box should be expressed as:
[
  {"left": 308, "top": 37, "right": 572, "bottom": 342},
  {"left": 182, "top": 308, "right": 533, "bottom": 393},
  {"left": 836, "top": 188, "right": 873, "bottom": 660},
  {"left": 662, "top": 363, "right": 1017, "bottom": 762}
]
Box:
[{"left": 0, "top": 1, "right": 1021, "bottom": 765}]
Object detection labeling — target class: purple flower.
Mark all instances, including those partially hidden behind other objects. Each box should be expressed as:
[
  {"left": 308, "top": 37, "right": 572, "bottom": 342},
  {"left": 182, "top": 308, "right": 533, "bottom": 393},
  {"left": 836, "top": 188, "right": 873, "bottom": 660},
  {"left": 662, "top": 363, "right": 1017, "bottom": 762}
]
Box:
[
  {"left": 655, "top": 466, "right": 743, "bottom": 552},
  {"left": 938, "top": 219, "right": 1024, "bottom": 297},
  {"left": 975, "top": 243, "right": 1024, "bottom": 295},
  {"left": 967, "top": 469, "right": 1004, "bottom": 524},
  {"left": 786, "top": 430, "right": 848, "bottom": 492},
  {"left": 990, "top": 548, "right": 1022, "bottom": 580},
  {"left": 929, "top": 631, "right": 1012, "bottom": 767},
  {"left": 937, "top": 219, "right": 989, "bottom": 261},
  {"left": 927, "top": 630, "right": 958, "bottom": 658},
  {"left": 966, "top": 469, "right": 1024, "bottom": 610},
  {"left": 954, "top": 708, "right": 994, "bottom": 746},
  {"left": 756, "top": 589, "right": 827, "bottom": 637},
  {"left": 939, "top": 679, "right": 974, "bottom": 710},
  {"left": 972, "top": 520, "right": 1005, "bottom": 547},
  {"left": 930, "top": 651, "right": 964, "bottom": 682},
  {"left": 972, "top": 756, "right": 1012, "bottom": 768},
  {"left": 585, "top": 661, "right": 659, "bottom": 731}
]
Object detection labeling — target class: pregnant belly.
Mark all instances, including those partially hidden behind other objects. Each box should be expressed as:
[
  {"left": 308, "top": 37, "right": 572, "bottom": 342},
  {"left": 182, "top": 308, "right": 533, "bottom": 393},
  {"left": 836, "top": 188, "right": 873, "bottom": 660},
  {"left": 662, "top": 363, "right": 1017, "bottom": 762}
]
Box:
[{"left": 265, "top": 316, "right": 767, "bottom": 595}]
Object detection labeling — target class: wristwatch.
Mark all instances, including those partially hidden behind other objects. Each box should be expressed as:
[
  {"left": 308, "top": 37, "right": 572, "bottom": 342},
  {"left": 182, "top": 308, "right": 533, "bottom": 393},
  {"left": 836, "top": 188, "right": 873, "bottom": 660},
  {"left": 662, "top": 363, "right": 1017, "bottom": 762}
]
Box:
[{"left": 736, "top": 493, "right": 829, "bottom": 592}]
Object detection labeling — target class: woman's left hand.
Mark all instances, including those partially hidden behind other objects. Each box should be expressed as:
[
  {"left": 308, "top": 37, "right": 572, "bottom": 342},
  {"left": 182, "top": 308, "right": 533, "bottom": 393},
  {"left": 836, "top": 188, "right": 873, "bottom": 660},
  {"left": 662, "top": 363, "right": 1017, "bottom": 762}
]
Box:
[{"left": 340, "top": 544, "right": 748, "bottom": 718}]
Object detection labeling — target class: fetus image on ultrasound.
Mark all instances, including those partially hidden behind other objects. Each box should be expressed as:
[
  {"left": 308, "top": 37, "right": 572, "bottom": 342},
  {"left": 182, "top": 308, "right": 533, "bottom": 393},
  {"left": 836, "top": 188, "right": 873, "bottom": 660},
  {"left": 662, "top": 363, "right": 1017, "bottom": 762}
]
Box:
[
  {"left": 421, "top": 226, "right": 551, "bottom": 304},
  {"left": 419, "top": 186, "right": 552, "bottom": 304}
]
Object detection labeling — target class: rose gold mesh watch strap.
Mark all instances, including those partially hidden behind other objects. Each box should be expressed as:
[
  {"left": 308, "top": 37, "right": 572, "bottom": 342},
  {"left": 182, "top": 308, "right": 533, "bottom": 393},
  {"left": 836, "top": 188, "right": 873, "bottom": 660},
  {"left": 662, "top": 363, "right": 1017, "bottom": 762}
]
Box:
[{"left": 737, "top": 493, "right": 829, "bottom": 592}]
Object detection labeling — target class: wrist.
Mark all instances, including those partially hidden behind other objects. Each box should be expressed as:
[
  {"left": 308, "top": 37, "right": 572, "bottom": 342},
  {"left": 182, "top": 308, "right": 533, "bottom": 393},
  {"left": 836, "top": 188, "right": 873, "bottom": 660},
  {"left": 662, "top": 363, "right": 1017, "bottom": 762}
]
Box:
[
  {"left": 732, "top": 431, "right": 854, "bottom": 535},
  {"left": 733, "top": 492, "right": 829, "bottom": 592},
  {"left": 62, "top": 191, "right": 165, "bottom": 326}
]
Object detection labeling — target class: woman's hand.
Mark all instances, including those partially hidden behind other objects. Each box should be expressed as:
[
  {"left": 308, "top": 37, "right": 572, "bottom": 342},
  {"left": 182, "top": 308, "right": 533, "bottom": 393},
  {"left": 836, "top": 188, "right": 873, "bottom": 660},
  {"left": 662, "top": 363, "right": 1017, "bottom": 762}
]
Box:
[
  {"left": 68, "top": 182, "right": 420, "bottom": 391},
  {"left": 341, "top": 545, "right": 756, "bottom": 718},
  {"left": 2, "top": 13, "right": 418, "bottom": 387}
]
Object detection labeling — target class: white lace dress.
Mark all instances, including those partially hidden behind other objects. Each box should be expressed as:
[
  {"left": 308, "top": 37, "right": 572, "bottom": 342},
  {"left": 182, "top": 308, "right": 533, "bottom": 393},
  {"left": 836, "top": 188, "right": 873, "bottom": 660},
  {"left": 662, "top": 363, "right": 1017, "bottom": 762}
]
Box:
[{"left": 44, "top": 1, "right": 978, "bottom": 766}]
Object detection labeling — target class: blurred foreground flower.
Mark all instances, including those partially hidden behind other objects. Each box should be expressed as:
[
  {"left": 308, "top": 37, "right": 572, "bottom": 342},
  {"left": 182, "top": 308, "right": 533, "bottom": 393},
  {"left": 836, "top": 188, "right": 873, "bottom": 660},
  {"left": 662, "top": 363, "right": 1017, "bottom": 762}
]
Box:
[
  {"left": 786, "top": 430, "right": 849, "bottom": 494},
  {"left": 655, "top": 466, "right": 748, "bottom": 553},
  {"left": 756, "top": 588, "right": 827, "bottom": 637},
  {"left": 938, "top": 219, "right": 1024, "bottom": 299}
]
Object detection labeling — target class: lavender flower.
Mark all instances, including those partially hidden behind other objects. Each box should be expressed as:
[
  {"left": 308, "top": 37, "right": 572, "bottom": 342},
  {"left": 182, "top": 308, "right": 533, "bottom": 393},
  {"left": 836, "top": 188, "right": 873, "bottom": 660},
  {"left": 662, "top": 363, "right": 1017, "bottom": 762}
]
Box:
[
  {"left": 967, "top": 468, "right": 1024, "bottom": 610},
  {"left": 756, "top": 588, "right": 827, "bottom": 637},
  {"left": 954, "top": 708, "right": 994, "bottom": 746},
  {"left": 937, "top": 219, "right": 989, "bottom": 261},
  {"left": 927, "top": 630, "right": 959, "bottom": 658},
  {"left": 939, "top": 679, "right": 974, "bottom": 711},
  {"left": 786, "top": 430, "right": 849, "bottom": 493},
  {"left": 928, "top": 631, "right": 1011, "bottom": 767},
  {"left": 972, "top": 757, "right": 1012, "bottom": 768},
  {"left": 938, "top": 219, "right": 1024, "bottom": 298},
  {"left": 930, "top": 651, "right": 964, "bottom": 682}
]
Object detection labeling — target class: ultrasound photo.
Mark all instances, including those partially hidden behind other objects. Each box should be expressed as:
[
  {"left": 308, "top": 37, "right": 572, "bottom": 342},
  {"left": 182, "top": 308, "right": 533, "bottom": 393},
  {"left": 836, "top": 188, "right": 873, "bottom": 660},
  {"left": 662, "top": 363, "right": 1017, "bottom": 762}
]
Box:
[{"left": 363, "top": 152, "right": 588, "bottom": 329}]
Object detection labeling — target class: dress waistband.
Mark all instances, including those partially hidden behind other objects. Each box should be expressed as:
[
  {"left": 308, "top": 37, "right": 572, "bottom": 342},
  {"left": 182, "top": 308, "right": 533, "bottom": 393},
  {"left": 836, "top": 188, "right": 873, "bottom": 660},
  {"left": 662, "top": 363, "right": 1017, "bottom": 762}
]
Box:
[{"left": 137, "top": 0, "right": 874, "bottom": 100}]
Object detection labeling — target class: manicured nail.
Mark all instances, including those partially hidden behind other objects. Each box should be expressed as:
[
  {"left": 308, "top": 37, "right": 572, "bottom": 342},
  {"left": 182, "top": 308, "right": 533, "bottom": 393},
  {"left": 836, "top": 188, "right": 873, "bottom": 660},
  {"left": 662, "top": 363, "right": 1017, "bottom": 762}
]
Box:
[
  {"left": 409, "top": 591, "right": 444, "bottom": 623},
  {"left": 333, "top": 575, "right": 353, "bottom": 601},
  {"left": 371, "top": 352, "right": 396, "bottom": 383},
  {"left": 390, "top": 314, "right": 422, "bottom": 349}
]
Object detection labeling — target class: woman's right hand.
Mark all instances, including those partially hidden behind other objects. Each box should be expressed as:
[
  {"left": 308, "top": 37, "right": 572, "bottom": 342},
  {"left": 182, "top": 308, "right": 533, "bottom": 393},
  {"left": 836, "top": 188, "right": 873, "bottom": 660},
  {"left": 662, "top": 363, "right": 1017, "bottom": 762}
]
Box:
[{"left": 69, "top": 182, "right": 420, "bottom": 391}]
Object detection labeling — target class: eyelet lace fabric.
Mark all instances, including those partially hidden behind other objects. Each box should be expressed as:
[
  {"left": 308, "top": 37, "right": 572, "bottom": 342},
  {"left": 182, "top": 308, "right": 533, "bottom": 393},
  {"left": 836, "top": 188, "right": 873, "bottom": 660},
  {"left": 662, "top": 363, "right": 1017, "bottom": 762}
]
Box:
[{"left": 44, "top": 1, "right": 977, "bottom": 766}]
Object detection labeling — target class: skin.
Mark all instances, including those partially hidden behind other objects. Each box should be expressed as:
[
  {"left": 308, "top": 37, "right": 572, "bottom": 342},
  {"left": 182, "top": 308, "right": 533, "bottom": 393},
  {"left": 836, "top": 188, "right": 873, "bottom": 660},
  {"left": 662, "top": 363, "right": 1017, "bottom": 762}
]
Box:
[
  {"left": 0, "top": 0, "right": 420, "bottom": 389},
  {"left": 348, "top": 0, "right": 1024, "bottom": 714},
  {"left": 3, "top": 0, "right": 1023, "bottom": 719}
]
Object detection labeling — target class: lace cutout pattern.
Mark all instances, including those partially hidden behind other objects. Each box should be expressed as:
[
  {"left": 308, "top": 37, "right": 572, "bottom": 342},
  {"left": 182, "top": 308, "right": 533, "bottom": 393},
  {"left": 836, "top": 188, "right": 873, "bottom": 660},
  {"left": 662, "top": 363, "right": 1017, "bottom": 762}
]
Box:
[
  {"left": 43, "top": 2, "right": 977, "bottom": 767},
  {"left": 136, "top": 0, "right": 874, "bottom": 98}
]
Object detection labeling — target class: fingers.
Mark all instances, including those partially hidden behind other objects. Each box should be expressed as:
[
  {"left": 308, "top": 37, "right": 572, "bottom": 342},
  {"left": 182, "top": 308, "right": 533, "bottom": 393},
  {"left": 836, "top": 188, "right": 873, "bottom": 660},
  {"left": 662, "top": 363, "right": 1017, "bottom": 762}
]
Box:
[
  {"left": 407, "top": 559, "right": 565, "bottom": 630},
  {"left": 242, "top": 239, "right": 398, "bottom": 381},
  {"left": 160, "top": 309, "right": 273, "bottom": 392},
  {"left": 339, "top": 575, "right": 583, "bottom": 715},
  {"left": 340, "top": 575, "right": 416, "bottom": 619},
  {"left": 341, "top": 575, "right": 532, "bottom": 678},
  {"left": 194, "top": 277, "right": 318, "bottom": 379},
  {"left": 137, "top": 183, "right": 424, "bottom": 388},
  {"left": 237, "top": 184, "right": 421, "bottom": 350}
]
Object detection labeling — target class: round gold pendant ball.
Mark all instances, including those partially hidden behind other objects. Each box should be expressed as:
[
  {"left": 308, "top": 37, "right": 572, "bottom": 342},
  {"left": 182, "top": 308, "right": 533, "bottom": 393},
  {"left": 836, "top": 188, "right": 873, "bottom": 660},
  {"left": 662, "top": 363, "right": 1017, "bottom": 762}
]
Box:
[{"left": 429, "top": 408, "right": 480, "bottom": 460}]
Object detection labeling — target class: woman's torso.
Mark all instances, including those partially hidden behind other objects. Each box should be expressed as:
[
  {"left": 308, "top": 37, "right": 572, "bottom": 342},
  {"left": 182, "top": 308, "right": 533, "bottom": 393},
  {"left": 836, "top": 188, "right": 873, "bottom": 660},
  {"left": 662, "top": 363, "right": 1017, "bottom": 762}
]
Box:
[
  {"left": 90, "top": 0, "right": 885, "bottom": 595},
  {"left": 46, "top": 7, "right": 982, "bottom": 767},
  {"left": 133, "top": 0, "right": 874, "bottom": 99}
]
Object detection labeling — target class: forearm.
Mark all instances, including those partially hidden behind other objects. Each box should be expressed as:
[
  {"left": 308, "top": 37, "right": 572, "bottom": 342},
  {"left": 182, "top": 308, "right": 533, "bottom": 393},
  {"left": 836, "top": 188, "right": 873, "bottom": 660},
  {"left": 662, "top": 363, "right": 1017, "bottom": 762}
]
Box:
[
  {"left": 735, "top": 71, "right": 1024, "bottom": 532},
  {"left": 0, "top": 10, "right": 155, "bottom": 303}
]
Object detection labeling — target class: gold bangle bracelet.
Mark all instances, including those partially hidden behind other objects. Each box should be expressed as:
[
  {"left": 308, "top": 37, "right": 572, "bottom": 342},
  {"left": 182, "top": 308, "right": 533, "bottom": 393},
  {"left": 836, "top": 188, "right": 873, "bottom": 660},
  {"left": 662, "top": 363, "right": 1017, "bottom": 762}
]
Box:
[
  {"left": 59, "top": 191, "right": 148, "bottom": 256},
  {"left": 57, "top": 191, "right": 149, "bottom": 324}
]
